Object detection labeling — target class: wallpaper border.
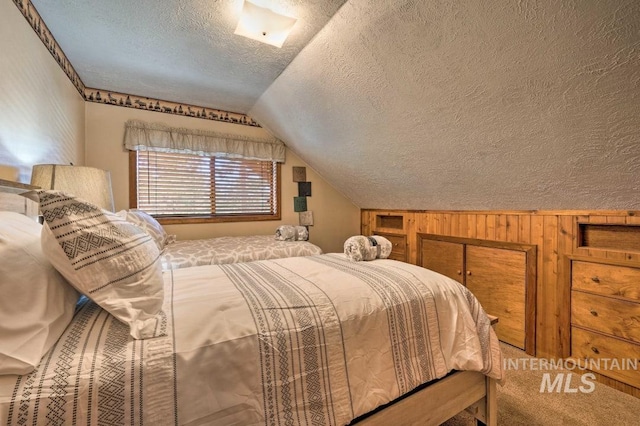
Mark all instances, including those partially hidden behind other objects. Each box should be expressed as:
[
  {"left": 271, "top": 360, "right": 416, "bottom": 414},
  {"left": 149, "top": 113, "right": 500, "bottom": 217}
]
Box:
[
  {"left": 12, "top": 0, "right": 261, "bottom": 128},
  {"left": 83, "top": 88, "right": 260, "bottom": 127},
  {"left": 12, "top": 0, "right": 86, "bottom": 95}
]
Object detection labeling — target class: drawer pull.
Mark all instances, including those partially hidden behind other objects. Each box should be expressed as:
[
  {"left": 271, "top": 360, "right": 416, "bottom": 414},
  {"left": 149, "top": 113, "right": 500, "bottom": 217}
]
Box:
[
  {"left": 591, "top": 276, "right": 600, "bottom": 283},
  {"left": 591, "top": 347, "right": 600, "bottom": 354},
  {"left": 589, "top": 309, "right": 598, "bottom": 317}
]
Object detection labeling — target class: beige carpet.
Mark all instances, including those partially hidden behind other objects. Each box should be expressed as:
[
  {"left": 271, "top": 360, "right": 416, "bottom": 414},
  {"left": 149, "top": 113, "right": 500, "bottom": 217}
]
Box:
[{"left": 442, "top": 343, "right": 640, "bottom": 426}]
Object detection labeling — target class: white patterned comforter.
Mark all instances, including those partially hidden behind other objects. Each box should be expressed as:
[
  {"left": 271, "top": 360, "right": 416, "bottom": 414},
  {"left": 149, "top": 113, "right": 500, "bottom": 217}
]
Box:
[
  {"left": 0, "top": 254, "right": 503, "bottom": 426},
  {"left": 161, "top": 235, "right": 323, "bottom": 269}
]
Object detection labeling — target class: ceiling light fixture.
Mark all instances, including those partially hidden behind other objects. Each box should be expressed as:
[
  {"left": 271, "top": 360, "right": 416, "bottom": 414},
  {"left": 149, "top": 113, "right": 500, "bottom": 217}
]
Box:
[{"left": 234, "top": 1, "right": 297, "bottom": 48}]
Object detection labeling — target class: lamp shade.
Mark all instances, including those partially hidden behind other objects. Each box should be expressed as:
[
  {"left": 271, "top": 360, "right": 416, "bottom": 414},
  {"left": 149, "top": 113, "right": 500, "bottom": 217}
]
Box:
[{"left": 31, "top": 164, "right": 115, "bottom": 212}]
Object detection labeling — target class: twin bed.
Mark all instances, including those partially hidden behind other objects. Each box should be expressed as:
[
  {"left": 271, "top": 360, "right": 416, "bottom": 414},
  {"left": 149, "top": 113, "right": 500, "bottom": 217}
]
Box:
[
  {"left": 161, "top": 234, "right": 322, "bottom": 269},
  {"left": 113, "top": 208, "right": 323, "bottom": 270},
  {"left": 0, "top": 191, "right": 502, "bottom": 426}
]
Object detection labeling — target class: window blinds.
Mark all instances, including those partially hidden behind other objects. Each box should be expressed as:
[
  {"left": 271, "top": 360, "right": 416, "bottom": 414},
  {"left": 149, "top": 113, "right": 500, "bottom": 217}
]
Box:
[{"left": 136, "top": 151, "right": 277, "bottom": 217}]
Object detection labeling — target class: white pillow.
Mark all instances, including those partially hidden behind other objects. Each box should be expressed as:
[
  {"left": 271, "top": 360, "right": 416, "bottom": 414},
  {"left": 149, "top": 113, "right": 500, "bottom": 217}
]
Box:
[
  {"left": 0, "top": 211, "right": 79, "bottom": 375},
  {"left": 39, "top": 191, "right": 164, "bottom": 339},
  {"left": 117, "top": 209, "right": 169, "bottom": 250}
]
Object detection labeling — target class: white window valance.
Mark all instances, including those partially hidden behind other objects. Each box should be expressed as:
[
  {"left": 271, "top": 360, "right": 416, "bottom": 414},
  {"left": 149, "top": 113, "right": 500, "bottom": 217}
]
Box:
[{"left": 123, "top": 120, "right": 286, "bottom": 163}]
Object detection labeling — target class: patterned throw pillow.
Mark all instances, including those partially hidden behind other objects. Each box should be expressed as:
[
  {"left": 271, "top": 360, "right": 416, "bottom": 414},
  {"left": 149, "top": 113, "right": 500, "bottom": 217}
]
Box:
[
  {"left": 39, "top": 191, "right": 164, "bottom": 339},
  {"left": 117, "top": 209, "right": 169, "bottom": 250}
]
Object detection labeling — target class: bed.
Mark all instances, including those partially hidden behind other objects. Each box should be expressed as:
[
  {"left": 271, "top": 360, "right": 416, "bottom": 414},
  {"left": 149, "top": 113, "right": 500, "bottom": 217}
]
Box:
[
  {"left": 161, "top": 234, "right": 323, "bottom": 269},
  {"left": 0, "top": 190, "right": 502, "bottom": 425},
  {"left": 115, "top": 209, "right": 323, "bottom": 269}
]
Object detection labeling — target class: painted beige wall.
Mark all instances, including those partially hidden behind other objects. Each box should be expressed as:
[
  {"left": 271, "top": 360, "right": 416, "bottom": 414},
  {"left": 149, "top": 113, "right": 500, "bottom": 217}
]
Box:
[
  {"left": 0, "top": 0, "right": 85, "bottom": 181},
  {"left": 84, "top": 102, "right": 360, "bottom": 253}
]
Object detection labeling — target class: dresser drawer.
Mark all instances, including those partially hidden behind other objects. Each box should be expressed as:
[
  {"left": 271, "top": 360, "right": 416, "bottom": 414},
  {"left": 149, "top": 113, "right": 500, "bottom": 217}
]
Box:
[
  {"left": 572, "top": 261, "right": 640, "bottom": 302},
  {"left": 571, "top": 290, "right": 640, "bottom": 343},
  {"left": 377, "top": 233, "right": 406, "bottom": 262},
  {"left": 571, "top": 327, "right": 640, "bottom": 389}
]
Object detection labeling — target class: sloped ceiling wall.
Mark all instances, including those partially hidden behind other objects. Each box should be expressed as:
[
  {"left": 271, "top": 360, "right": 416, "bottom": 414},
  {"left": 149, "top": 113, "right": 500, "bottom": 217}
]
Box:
[{"left": 250, "top": 0, "right": 640, "bottom": 210}]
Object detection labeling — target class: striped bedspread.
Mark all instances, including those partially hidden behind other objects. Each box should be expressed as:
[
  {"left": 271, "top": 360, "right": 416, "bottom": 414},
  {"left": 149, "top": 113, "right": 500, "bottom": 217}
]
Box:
[
  {"left": 161, "top": 235, "right": 323, "bottom": 269},
  {"left": 0, "top": 254, "right": 502, "bottom": 425}
]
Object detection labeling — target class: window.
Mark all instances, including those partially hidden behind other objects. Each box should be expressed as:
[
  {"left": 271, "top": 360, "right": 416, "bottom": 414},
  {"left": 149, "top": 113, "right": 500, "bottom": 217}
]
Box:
[{"left": 129, "top": 151, "right": 280, "bottom": 224}]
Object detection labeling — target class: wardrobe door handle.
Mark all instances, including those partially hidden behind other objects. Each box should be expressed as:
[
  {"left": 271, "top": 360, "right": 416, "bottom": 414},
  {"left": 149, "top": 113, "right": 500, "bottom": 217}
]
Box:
[
  {"left": 456, "top": 270, "right": 462, "bottom": 275},
  {"left": 590, "top": 309, "right": 598, "bottom": 317},
  {"left": 591, "top": 276, "right": 600, "bottom": 283},
  {"left": 466, "top": 271, "right": 472, "bottom": 276},
  {"left": 591, "top": 347, "right": 600, "bottom": 354}
]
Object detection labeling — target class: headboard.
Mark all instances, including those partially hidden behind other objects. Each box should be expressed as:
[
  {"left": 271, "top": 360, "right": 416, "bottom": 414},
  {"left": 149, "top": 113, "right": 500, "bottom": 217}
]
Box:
[
  {"left": 0, "top": 178, "right": 39, "bottom": 217},
  {"left": 0, "top": 193, "right": 38, "bottom": 217}
]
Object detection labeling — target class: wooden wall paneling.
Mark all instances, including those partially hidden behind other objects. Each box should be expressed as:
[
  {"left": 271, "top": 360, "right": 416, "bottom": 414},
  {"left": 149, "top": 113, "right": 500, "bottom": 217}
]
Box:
[
  {"left": 429, "top": 213, "right": 439, "bottom": 234},
  {"left": 425, "top": 213, "right": 434, "bottom": 234},
  {"left": 466, "top": 214, "right": 478, "bottom": 238},
  {"left": 441, "top": 213, "right": 448, "bottom": 234},
  {"left": 368, "top": 210, "right": 376, "bottom": 234},
  {"left": 435, "top": 213, "right": 444, "bottom": 233},
  {"left": 406, "top": 212, "right": 417, "bottom": 265},
  {"left": 524, "top": 237, "right": 538, "bottom": 356},
  {"left": 415, "top": 213, "right": 424, "bottom": 234},
  {"left": 540, "top": 216, "right": 559, "bottom": 358},
  {"left": 475, "top": 214, "right": 485, "bottom": 240},
  {"left": 556, "top": 215, "right": 574, "bottom": 358},
  {"left": 519, "top": 214, "right": 531, "bottom": 245},
  {"left": 450, "top": 214, "right": 461, "bottom": 237},
  {"left": 625, "top": 215, "right": 640, "bottom": 262},
  {"left": 442, "top": 213, "right": 452, "bottom": 236},
  {"left": 458, "top": 214, "right": 468, "bottom": 239},
  {"left": 420, "top": 213, "right": 428, "bottom": 234},
  {"left": 529, "top": 215, "right": 547, "bottom": 357},
  {"left": 496, "top": 215, "right": 507, "bottom": 241},
  {"left": 486, "top": 215, "right": 496, "bottom": 240},
  {"left": 361, "top": 210, "right": 372, "bottom": 235},
  {"left": 436, "top": 213, "right": 446, "bottom": 234},
  {"left": 506, "top": 215, "right": 519, "bottom": 242}
]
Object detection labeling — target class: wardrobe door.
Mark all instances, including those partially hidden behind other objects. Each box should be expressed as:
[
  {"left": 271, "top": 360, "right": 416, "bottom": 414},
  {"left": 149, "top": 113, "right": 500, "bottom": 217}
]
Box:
[
  {"left": 466, "top": 245, "right": 527, "bottom": 350},
  {"left": 420, "top": 238, "right": 465, "bottom": 284}
]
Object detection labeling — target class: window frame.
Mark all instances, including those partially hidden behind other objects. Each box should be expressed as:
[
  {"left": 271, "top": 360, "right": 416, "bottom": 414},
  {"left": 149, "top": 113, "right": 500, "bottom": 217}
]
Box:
[{"left": 128, "top": 150, "right": 281, "bottom": 225}]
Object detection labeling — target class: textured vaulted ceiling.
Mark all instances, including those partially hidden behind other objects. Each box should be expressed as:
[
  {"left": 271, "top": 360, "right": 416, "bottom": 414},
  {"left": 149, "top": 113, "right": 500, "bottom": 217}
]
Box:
[
  {"left": 31, "top": 0, "right": 348, "bottom": 113},
  {"left": 31, "top": 0, "right": 640, "bottom": 209},
  {"left": 251, "top": 0, "right": 640, "bottom": 209}
]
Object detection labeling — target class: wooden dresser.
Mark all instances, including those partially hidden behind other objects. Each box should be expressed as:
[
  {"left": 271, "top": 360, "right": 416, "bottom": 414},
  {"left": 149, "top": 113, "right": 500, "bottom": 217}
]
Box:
[
  {"left": 375, "top": 232, "right": 407, "bottom": 262},
  {"left": 568, "top": 255, "right": 640, "bottom": 390},
  {"left": 365, "top": 212, "right": 409, "bottom": 262}
]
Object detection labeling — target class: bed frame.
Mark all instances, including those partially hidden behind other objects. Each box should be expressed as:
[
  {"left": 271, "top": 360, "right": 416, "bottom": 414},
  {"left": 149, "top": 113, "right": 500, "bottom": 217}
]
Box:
[
  {"left": 358, "top": 371, "right": 496, "bottom": 425},
  {"left": 359, "top": 316, "right": 499, "bottom": 425}
]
